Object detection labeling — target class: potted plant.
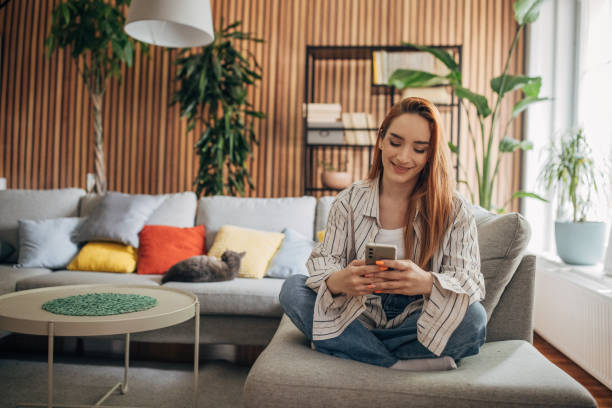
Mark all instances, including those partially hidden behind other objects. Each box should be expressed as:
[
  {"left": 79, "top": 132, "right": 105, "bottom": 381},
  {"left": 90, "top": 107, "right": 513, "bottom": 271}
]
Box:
[
  {"left": 387, "top": 0, "right": 547, "bottom": 211},
  {"left": 46, "top": 0, "right": 146, "bottom": 194},
  {"left": 539, "top": 128, "right": 609, "bottom": 265},
  {"left": 172, "top": 21, "right": 265, "bottom": 197},
  {"left": 320, "top": 160, "right": 352, "bottom": 190}
]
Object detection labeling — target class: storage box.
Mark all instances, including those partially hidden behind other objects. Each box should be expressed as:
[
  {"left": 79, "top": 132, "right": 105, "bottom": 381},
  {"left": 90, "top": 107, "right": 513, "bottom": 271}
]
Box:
[{"left": 307, "top": 121, "right": 344, "bottom": 145}]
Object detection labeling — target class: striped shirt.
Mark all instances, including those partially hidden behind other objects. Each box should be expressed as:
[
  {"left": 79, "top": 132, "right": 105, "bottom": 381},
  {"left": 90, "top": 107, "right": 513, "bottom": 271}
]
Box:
[{"left": 305, "top": 178, "right": 485, "bottom": 356}]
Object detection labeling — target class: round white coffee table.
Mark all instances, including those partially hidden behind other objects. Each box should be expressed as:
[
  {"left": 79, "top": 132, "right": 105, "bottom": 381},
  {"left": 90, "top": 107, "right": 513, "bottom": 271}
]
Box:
[{"left": 0, "top": 284, "right": 200, "bottom": 408}]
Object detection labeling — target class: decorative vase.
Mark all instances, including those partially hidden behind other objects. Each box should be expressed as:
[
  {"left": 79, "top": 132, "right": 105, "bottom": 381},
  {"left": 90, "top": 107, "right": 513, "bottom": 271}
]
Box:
[
  {"left": 321, "top": 171, "right": 352, "bottom": 190},
  {"left": 554, "top": 221, "right": 607, "bottom": 265}
]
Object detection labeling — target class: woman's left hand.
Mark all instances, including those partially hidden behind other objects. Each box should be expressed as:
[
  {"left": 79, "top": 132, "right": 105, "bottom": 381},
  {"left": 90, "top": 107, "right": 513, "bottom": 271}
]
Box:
[{"left": 370, "top": 260, "right": 434, "bottom": 296}]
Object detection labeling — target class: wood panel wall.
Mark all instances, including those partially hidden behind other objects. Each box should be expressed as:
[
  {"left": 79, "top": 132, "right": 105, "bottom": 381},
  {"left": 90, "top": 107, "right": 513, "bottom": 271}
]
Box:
[{"left": 0, "top": 0, "right": 525, "bottom": 209}]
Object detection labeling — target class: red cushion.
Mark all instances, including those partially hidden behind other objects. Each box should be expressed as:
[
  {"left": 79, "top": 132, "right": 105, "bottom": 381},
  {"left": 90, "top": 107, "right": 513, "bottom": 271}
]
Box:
[{"left": 137, "top": 225, "right": 206, "bottom": 275}]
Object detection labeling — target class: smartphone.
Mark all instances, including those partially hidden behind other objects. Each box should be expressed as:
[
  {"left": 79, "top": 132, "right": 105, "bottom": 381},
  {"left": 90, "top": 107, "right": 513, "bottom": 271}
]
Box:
[{"left": 365, "top": 242, "right": 397, "bottom": 265}]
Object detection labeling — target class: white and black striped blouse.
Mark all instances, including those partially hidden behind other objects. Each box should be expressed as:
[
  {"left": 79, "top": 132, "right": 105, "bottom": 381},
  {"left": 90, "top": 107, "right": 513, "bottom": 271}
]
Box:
[{"left": 305, "top": 177, "right": 485, "bottom": 356}]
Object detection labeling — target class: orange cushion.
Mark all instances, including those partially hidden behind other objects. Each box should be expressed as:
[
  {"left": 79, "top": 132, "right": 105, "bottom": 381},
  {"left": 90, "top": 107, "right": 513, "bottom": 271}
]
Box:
[{"left": 137, "top": 225, "right": 206, "bottom": 275}]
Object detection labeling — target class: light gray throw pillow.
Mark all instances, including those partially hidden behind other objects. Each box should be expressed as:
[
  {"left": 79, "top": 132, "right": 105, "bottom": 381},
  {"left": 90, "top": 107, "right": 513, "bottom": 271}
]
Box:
[
  {"left": 75, "top": 192, "right": 165, "bottom": 247},
  {"left": 17, "top": 217, "right": 83, "bottom": 269},
  {"left": 266, "top": 228, "right": 315, "bottom": 279}
]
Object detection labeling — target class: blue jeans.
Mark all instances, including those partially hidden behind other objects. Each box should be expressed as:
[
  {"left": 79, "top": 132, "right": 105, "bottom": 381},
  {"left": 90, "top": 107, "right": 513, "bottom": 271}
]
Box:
[{"left": 280, "top": 274, "right": 487, "bottom": 367}]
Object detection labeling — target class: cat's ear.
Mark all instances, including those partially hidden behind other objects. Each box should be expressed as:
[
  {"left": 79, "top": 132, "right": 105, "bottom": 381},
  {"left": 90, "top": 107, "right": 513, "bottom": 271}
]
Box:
[{"left": 239, "top": 251, "right": 246, "bottom": 258}]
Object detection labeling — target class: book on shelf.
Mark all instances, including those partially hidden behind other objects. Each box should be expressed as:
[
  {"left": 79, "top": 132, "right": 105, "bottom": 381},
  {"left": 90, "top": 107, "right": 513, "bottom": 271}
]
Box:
[
  {"left": 366, "top": 113, "right": 378, "bottom": 145},
  {"left": 351, "top": 112, "right": 371, "bottom": 145},
  {"left": 342, "top": 113, "right": 357, "bottom": 144},
  {"left": 303, "top": 103, "right": 342, "bottom": 122}
]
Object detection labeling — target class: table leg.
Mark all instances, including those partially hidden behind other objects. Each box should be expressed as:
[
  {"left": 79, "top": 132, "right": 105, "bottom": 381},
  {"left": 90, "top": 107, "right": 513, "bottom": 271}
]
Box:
[
  {"left": 48, "top": 322, "right": 54, "bottom": 408},
  {"left": 121, "top": 333, "right": 129, "bottom": 394},
  {"left": 193, "top": 302, "right": 200, "bottom": 408}
]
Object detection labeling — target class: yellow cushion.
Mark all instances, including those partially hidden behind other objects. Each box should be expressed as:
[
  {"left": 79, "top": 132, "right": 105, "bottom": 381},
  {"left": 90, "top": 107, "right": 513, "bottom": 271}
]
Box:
[
  {"left": 317, "top": 229, "right": 325, "bottom": 242},
  {"left": 208, "top": 225, "right": 285, "bottom": 279},
  {"left": 67, "top": 242, "right": 138, "bottom": 273}
]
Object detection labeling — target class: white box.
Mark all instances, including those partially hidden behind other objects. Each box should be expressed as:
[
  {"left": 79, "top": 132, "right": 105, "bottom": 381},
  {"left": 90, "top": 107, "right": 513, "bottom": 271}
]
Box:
[{"left": 307, "top": 121, "right": 344, "bottom": 145}]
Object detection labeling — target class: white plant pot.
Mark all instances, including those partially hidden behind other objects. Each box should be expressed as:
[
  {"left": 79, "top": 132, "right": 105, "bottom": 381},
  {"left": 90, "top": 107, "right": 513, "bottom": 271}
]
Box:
[{"left": 554, "top": 221, "right": 607, "bottom": 265}]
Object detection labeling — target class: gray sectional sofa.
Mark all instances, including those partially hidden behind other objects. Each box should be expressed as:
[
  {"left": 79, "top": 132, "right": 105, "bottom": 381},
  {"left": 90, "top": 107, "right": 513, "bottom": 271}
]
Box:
[{"left": 0, "top": 188, "right": 597, "bottom": 407}]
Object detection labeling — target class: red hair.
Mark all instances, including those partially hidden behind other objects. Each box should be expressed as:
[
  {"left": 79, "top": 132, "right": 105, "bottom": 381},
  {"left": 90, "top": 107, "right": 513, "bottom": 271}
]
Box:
[{"left": 368, "top": 97, "right": 455, "bottom": 270}]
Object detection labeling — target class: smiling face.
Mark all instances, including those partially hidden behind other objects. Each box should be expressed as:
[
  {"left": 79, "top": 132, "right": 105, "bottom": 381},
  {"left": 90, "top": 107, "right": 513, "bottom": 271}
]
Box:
[{"left": 379, "top": 113, "right": 431, "bottom": 189}]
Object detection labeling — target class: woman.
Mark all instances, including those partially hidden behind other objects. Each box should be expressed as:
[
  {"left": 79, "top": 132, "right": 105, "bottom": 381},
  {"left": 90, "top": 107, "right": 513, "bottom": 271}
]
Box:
[{"left": 280, "top": 97, "right": 487, "bottom": 371}]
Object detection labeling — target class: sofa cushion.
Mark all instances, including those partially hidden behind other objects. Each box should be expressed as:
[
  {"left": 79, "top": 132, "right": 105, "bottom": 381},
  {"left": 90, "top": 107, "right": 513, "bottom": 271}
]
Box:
[
  {"left": 243, "top": 316, "right": 597, "bottom": 408},
  {"left": 266, "top": 228, "right": 314, "bottom": 279},
  {"left": 75, "top": 192, "right": 165, "bottom": 247},
  {"left": 80, "top": 191, "right": 197, "bottom": 228},
  {"left": 314, "top": 196, "right": 335, "bottom": 239},
  {"left": 67, "top": 242, "right": 138, "bottom": 274},
  {"left": 473, "top": 206, "right": 531, "bottom": 320},
  {"left": 17, "top": 217, "right": 83, "bottom": 269},
  {"left": 162, "top": 278, "right": 284, "bottom": 317},
  {"left": 138, "top": 225, "right": 206, "bottom": 275},
  {"left": 0, "top": 264, "right": 51, "bottom": 295},
  {"left": 208, "top": 225, "right": 285, "bottom": 279},
  {"left": 0, "top": 188, "right": 86, "bottom": 262},
  {"left": 196, "top": 196, "right": 316, "bottom": 249},
  {"left": 15, "top": 270, "right": 161, "bottom": 291}
]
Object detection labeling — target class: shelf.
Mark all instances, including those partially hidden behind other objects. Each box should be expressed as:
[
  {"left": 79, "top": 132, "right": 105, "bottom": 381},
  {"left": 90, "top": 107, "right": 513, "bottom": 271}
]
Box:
[
  {"left": 305, "top": 187, "right": 344, "bottom": 192},
  {"left": 306, "top": 127, "right": 378, "bottom": 131},
  {"left": 306, "top": 45, "right": 459, "bottom": 60},
  {"left": 306, "top": 144, "right": 375, "bottom": 148}
]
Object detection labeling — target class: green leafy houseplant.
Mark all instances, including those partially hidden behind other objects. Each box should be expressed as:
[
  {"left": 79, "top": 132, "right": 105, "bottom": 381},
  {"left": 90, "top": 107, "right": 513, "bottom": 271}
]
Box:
[
  {"left": 172, "top": 21, "right": 265, "bottom": 197},
  {"left": 539, "top": 128, "right": 607, "bottom": 223},
  {"left": 388, "top": 0, "right": 547, "bottom": 211},
  {"left": 46, "top": 0, "right": 145, "bottom": 193},
  {"left": 539, "top": 128, "right": 609, "bottom": 265}
]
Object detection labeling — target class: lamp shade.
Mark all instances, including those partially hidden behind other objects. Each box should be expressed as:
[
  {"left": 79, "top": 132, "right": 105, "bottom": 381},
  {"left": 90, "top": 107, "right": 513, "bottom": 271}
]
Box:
[{"left": 124, "top": 0, "right": 214, "bottom": 48}]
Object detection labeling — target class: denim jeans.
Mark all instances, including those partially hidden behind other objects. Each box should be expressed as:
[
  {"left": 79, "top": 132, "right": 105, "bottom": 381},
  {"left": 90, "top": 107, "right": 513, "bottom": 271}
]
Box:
[{"left": 280, "top": 274, "right": 487, "bottom": 368}]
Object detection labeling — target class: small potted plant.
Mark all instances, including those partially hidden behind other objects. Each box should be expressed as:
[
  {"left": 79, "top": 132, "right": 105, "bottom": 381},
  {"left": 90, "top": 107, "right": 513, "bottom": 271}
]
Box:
[
  {"left": 320, "top": 160, "right": 352, "bottom": 190},
  {"left": 539, "top": 128, "right": 609, "bottom": 265}
]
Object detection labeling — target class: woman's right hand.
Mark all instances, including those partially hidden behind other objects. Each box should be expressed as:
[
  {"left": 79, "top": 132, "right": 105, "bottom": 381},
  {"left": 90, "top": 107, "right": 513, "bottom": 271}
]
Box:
[{"left": 326, "top": 259, "right": 382, "bottom": 296}]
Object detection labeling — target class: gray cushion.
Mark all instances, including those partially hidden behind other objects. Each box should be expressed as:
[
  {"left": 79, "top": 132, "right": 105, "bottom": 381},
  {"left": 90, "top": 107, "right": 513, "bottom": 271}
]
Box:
[
  {"left": 75, "top": 192, "right": 165, "bottom": 247},
  {"left": 0, "top": 240, "right": 15, "bottom": 262},
  {"left": 0, "top": 264, "right": 51, "bottom": 295},
  {"left": 14, "top": 270, "right": 161, "bottom": 291},
  {"left": 196, "top": 196, "right": 317, "bottom": 249},
  {"left": 473, "top": 206, "right": 532, "bottom": 320},
  {"left": 80, "top": 191, "right": 197, "bottom": 227},
  {"left": 17, "top": 217, "right": 83, "bottom": 269},
  {"left": 0, "top": 188, "right": 86, "bottom": 262},
  {"left": 314, "top": 196, "right": 335, "bottom": 239},
  {"left": 266, "top": 228, "right": 314, "bottom": 279},
  {"left": 244, "top": 316, "right": 597, "bottom": 408},
  {"left": 162, "top": 278, "right": 284, "bottom": 317}
]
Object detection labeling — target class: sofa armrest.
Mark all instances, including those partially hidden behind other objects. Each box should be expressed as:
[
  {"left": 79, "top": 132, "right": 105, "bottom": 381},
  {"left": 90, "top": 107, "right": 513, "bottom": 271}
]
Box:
[{"left": 485, "top": 254, "right": 536, "bottom": 343}]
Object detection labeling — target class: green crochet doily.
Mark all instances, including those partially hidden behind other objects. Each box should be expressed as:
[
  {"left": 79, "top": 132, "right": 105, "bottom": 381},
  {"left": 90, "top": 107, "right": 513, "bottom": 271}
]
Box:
[{"left": 42, "top": 293, "right": 158, "bottom": 316}]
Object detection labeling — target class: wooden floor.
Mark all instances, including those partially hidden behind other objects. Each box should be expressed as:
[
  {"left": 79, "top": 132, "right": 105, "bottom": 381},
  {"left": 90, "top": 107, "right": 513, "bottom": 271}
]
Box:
[{"left": 534, "top": 332, "right": 612, "bottom": 407}]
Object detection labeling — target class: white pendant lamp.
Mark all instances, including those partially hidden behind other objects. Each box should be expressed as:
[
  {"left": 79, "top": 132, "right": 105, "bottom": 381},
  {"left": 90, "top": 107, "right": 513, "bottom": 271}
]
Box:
[{"left": 124, "top": 0, "right": 215, "bottom": 48}]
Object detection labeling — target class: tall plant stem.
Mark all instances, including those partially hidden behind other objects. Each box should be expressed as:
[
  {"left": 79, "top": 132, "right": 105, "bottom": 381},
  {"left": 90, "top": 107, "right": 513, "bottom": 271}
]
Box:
[{"left": 91, "top": 92, "right": 107, "bottom": 194}]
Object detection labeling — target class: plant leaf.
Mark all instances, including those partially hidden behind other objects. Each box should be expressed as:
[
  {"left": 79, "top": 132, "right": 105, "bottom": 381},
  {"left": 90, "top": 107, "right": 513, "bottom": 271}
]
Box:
[
  {"left": 499, "top": 137, "right": 533, "bottom": 153},
  {"left": 387, "top": 69, "right": 448, "bottom": 88},
  {"left": 455, "top": 86, "right": 491, "bottom": 118},
  {"left": 448, "top": 141, "right": 458, "bottom": 153},
  {"left": 490, "top": 75, "right": 541, "bottom": 98},
  {"left": 512, "top": 190, "right": 548, "bottom": 202},
  {"left": 514, "top": 0, "right": 544, "bottom": 25},
  {"left": 512, "top": 96, "right": 548, "bottom": 118}
]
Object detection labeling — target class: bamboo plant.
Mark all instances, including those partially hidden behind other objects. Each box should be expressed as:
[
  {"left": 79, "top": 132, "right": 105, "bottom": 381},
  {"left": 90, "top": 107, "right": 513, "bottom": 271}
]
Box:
[
  {"left": 388, "top": 0, "right": 547, "bottom": 211},
  {"left": 46, "top": 0, "right": 146, "bottom": 193},
  {"left": 172, "top": 21, "right": 265, "bottom": 197}
]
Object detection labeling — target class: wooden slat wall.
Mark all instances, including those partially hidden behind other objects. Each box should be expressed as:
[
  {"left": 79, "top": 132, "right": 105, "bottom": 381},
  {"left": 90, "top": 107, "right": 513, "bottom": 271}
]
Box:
[{"left": 0, "top": 0, "right": 524, "bottom": 209}]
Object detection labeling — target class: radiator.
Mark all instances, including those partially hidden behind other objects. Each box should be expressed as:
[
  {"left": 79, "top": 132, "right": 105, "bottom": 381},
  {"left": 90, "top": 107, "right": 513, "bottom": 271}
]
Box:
[{"left": 534, "top": 256, "right": 612, "bottom": 390}]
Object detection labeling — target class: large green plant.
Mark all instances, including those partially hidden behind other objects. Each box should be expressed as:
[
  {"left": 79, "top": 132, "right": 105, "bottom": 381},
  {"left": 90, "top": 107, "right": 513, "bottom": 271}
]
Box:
[
  {"left": 46, "top": 0, "right": 145, "bottom": 193},
  {"left": 172, "top": 21, "right": 264, "bottom": 197},
  {"left": 539, "top": 129, "right": 607, "bottom": 222},
  {"left": 388, "top": 0, "right": 547, "bottom": 211}
]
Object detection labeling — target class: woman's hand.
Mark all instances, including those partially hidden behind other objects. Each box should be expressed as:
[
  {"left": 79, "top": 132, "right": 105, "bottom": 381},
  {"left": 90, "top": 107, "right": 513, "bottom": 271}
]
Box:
[
  {"left": 326, "top": 260, "right": 381, "bottom": 296},
  {"left": 371, "top": 260, "right": 434, "bottom": 296}
]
